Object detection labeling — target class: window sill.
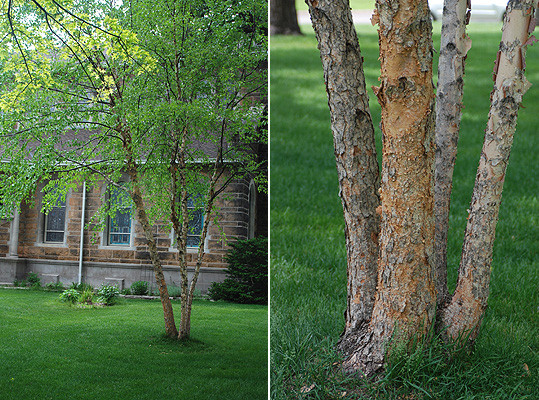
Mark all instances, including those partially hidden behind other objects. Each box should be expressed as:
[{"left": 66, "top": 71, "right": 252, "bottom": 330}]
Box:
[
  {"left": 98, "top": 244, "right": 136, "bottom": 251},
  {"left": 168, "top": 246, "right": 201, "bottom": 254},
  {"left": 34, "top": 242, "right": 68, "bottom": 248}
]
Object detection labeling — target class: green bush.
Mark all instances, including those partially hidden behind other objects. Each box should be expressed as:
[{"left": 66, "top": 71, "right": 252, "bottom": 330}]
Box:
[
  {"left": 97, "top": 285, "right": 120, "bottom": 305},
  {"left": 208, "top": 237, "right": 267, "bottom": 304},
  {"left": 59, "top": 289, "right": 79, "bottom": 304},
  {"left": 26, "top": 272, "right": 41, "bottom": 288},
  {"left": 130, "top": 280, "right": 149, "bottom": 295},
  {"left": 45, "top": 281, "right": 65, "bottom": 291},
  {"left": 79, "top": 288, "right": 94, "bottom": 304},
  {"left": 69, "top": 282, "right": 94, "bottom": 292}
]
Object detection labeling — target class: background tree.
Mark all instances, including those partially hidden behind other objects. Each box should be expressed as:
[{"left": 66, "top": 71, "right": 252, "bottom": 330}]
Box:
[
  {"left": 0, "top": 0, "right": 267, "bottom": 340},
  {"left": 306, "top": 0, "right": 536, "bottom": 376},
  {"left": 270, "top": 0, "right": 302, "bottom": 35}
]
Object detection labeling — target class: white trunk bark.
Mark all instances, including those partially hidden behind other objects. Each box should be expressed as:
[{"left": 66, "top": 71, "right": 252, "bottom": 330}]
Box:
[
  {"left": 442, "top": 0, "right": 536, "bottom": 342},
  {"left": 434, "top": 0, "right": 471, "bottom": 307}
]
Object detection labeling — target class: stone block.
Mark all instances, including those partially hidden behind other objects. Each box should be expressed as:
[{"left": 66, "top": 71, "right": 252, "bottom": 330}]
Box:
[
  {"left": 104, "top": 277, "right": 124, "bottom": 290},
  {"left": 41, "top": 273, "right": 59, "bottom": 284}
]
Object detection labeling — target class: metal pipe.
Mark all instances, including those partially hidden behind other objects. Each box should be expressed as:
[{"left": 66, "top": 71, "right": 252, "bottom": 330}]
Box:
[
  {"left": 9, "top": 207, "right": 20, "bottom": 258},
  {"left": 78, "top": 181, "right": 87, "bottom": 284}
]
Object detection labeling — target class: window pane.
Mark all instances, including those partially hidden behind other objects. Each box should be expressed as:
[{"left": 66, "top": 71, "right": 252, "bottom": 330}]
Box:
[
  {"left": 47, "top": 207, "right": 66, "bottom": 231},
  {"left": 44, "top": 205, "right": 66, "bottom": 243},
  {"left": 110, "top": 233, "right": 130, "bottom": 245},
  {"left": 110, "top": 210, "right": 131, "bottom": 233},
  {"left": 186, "top": 235, "right": 200, "bottom": 247},
  {"left": 188, "top": 209, "right": 203, "bottom": 235},
  {"left": 45, "top": 231, "right": 64, "bottom": 242},
  {"left": 109, "top": 209, "right": 131, "bottom": 245}
]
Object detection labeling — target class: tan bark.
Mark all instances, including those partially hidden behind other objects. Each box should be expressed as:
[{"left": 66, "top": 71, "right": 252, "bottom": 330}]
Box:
[
  {"left": 441, "top": 0, "right": 536, "bottom": 342},
  {"left": 434, "top": 0, "right": 471, "bottom": 307},
  {"left": 341, "top": 0, "right": 437, "bottom": 375},
  {"left": 130, "top": 182, "right": 179, "bottom": 338},
  {"left": 306, "top": 0, "right": 380, "bottom": 348},
  {"left": 117, "top": 119, "right": 179, "bottom": 339}
]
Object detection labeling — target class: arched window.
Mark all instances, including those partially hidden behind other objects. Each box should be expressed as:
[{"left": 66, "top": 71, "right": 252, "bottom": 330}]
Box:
[
  {"left": 186, "top": 195, "right": 203, "bottom": 248},
  {"left": 170, "top": 194, "right": 204, "bottom": 249},
  {"left": 107, "top": 185, "right": 132, "bottom": 246},
  {"left": 44, "top": 199, "right": 66, "bottom": 243},
  {"left": 41, "top": 185, "right": 67, "bottom": 244}
]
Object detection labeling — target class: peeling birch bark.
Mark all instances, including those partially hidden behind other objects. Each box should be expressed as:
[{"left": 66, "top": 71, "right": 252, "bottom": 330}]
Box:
[
  {"left": 306, "top": 0, "right": 381, "bottom": 346},
  {"left": 342, "top": 0, "right": 437, "bottom": 376},
  {"left": 120, "top": 126, "right": 179, "bottom": 338},
  {"left": 434, "top": 0, "right": 471, "bottom": 307},
  {"left": 131, "top": 178, "right": 179, "bottom": 338},
  {"left": 442, "top": 0, "right": 537, "bottom": 342}
]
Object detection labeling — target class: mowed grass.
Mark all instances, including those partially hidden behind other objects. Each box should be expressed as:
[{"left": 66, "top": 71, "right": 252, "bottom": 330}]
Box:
[
  {"left": 270, "top": 22, "right": 538, "bottom": 399},
  {"left": 0, "top": 290, "right": 267, "bottom": 400}
]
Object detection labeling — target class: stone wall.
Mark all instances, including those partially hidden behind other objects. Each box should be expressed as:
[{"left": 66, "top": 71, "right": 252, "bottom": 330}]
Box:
[{"left": 0, "top": 175, "right": 252, "bottom": 292}]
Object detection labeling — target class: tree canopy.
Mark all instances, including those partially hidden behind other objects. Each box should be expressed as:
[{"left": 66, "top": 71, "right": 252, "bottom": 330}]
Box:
[
  {"left": 0, "top": 0, "right": 268, "bottom": 339},
  {"left": 0, "top": 0, "right": 267, "bottom": 227}
]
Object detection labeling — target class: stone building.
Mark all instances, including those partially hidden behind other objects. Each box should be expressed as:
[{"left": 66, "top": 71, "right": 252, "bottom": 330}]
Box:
[{"left": 0, "top": 174, "right": 265, "bottom": 293}]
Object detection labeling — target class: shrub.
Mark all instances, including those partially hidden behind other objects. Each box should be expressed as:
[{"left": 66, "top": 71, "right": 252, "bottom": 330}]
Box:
[
  {"left": 121, "top": 288, "right": 131, "bottom": 295},
  {"left": 97, "top": 285, "right": 120, "bottom": 305},
  {"left": 130, "top": 280, "right": 149, "bottom": 295},
  {"left": 13, "top": 279, "right": 27, "bottom": 287},
  {"left": 59, "top": 289, "right": 79, "bottom": 304},
  {"left": 79, "top": 288, "right": 94, "bottom": 305},
  {"left": 45, "top": 281, "right": 65, "bottom": 291},
  {"left": 26, "top": 272, "right": 41, "bottom": 288},
  {"left": 208, "top": 237, "right": 267, "bottom": 304},
  {"left": 69, "top": 282, "right": 94, "bottom": 292},
  {"left": 167, "top": 285, "right": 181, "bottom": 297}
]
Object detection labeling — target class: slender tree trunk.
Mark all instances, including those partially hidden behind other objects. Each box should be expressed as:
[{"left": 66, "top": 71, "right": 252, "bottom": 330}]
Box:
[
  {"left": 306, "top": 0, "right": 381, "bottom": 350},
  {"left": 270, "top": 0, "right": 302, "bottom": 35},
  {"left": 441, "top": 0, "right": 536, "bottom": 342},
  {"left": 119, "top": 123, "right": 179, "bottom": 339},
  {"left": 178, "top": 202, "right": 211, "bottom": 340},
  {"left": 434, "top": 0, "right": 471, "bottom": 308},
  {"left": 176, "top": 135, "right": 191, "bottom": 340},
  {"left": 130, "top": 181, "right": 179, "bottom": 338}
]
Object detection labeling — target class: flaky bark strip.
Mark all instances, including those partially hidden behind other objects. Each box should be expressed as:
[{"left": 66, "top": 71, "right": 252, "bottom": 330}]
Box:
[
  {"left": 130, "top": 181, "right": 179, "bottom": 338},
  {"left": 180, "top": 181, "right": 215, "bottom": 340},
  {"left": 434, "top": 0, "right": 471, "bottom": 307},
  {"left": 118, "top": 117, "right": 179, "bottom": 338},
  {"left": 344, "top": 0, "right": 437, "bottom": 376},
  {"left": 306, "top": 0, "right": 381, "bottom": 346},
  {"left": 175, "top": 132, "right": 192, "bottom": 340},
  {"left": 442, "top": 0, "right": 536, "bottom": 342}
]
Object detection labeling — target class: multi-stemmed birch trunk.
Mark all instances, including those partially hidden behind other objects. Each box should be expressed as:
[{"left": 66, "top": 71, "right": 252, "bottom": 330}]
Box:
[
  {"left": 0, "top": 0, "right": 267, "bottom": 341},
  {"left": 307, "top": 0, "right": 536, "bottom": 376}
]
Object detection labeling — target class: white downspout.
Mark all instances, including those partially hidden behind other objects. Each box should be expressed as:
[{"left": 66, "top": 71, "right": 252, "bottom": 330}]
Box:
[
  {"left": 78, "top": 181, "right": 87, "bottom": 284},
  {"left": 8, "top": 207, "right": 20, "bottom": 258}
]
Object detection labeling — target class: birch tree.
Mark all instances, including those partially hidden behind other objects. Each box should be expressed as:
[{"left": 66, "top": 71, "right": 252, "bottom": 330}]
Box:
[
  {"left": 306, "top": 0, "right": 536, "bottom": 376},
  {"left": 0, "top": 0, "right": 267, "bottom": 340}
]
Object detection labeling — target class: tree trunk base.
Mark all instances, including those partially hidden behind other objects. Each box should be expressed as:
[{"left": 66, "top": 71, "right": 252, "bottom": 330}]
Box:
[{"left": 337, "top": 323, "right": 384, "bottom": 378}]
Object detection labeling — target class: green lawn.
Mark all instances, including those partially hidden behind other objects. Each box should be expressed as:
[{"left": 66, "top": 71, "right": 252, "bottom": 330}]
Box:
[
  {"left": 0, "top": 290, "right": 268, "bottom": 400},
  {"left": 270, "top": 23, "right": 538, "bottom": 399}
]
